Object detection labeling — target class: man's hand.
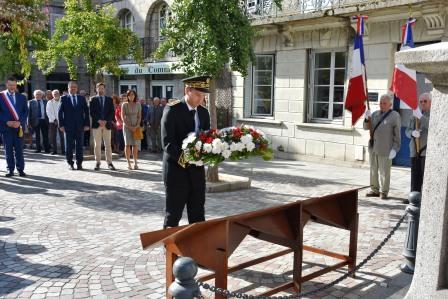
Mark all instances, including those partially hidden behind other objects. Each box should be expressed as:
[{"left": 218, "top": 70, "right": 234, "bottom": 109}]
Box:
[
  {"left": 365, "top": 109, "right": 372, "bottom": 119},
  {"left": 84, "top": 126, "right": 90, "bottom": 131},
  {"left": 6, "top": 121, "right": 15, "bottom": 128},
  {"left": 59, "top": 127, "right": 65, "bottom": 133},
  {"left": 411, "top": 130, "right": 420, "bottom": 138},
  {"left": 389, "top": 149, "right": 397, "bottom": 160}
]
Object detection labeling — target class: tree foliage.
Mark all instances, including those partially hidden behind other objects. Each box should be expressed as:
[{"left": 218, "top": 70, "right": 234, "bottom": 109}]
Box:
[
  {"left": 156, "top": 0, "right": 280, "bottom": 77},
  {"left": 35, "top": 0, "right": 143, "bottom": 82},
  {"left": 0, "top": 0, "right": 48, "bottom": 79}
]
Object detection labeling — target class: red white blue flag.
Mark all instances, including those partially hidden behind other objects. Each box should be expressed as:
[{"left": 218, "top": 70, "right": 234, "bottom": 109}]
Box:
[
  {"left": 345, "top": 15, "right": 368, "bottom": 126},
  {"left": 391, "top": 18, "right": 418, "bottom": 110}
]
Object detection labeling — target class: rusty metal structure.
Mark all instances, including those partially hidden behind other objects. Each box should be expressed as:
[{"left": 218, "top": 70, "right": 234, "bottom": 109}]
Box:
[{"left": 140, "top": 189, "right": 359, "bottom": 298}]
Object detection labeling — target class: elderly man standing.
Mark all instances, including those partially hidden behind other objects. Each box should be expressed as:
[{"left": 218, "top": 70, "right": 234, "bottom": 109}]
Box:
[
  {"left": 148, "top": 97, "right": 164, "bottom": 153},
  {"left": 406, "top": 93, "right": 431, "bottom": 195},
  {"left": 29, "top": 89, "right": 50, "bottom": 153},
  {"left": 364, "top": 94, "right": 401, "bottom": 199},
  {"left": 46, "top": 89, "right": 65, "bottom": 155}
]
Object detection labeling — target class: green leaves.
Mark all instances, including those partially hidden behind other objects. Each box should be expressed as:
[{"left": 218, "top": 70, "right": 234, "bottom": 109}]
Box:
[
  {"left": 34, "top": 0, "right": 143, "bottom": 81},
  {"left": 155, "top": 0, "right": 258, "bottom": 78}
]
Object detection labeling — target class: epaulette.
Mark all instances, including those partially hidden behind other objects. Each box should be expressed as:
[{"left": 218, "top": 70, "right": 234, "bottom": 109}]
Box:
[{"left": 167, "top": 100, "right": 181, "bottom": 106}]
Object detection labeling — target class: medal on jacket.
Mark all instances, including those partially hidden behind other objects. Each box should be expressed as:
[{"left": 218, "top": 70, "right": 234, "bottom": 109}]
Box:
[{"left": 18, "top": 125, "right": 23, "bottom": 137}]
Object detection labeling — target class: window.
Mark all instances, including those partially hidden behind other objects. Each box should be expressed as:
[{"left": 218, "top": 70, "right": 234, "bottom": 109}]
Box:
[
  {"left": 309, "top": 50, "right": 346, "bottom": 122},
  {"left": 121, "top": 10, "right": 135, "bottom": 32},
  {"left": 252, "top": 55, "right": 274, "bottom": 116},
  {"left": 159, "top": 4, "right": 171, "bottom": 40}
]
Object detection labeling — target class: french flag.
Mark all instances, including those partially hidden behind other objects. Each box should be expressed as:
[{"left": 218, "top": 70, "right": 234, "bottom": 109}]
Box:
[
  {"left": 345, "top": 15, "right": 368, "bottom": 126},
  {"left": 391, "top": 19, "right": 418, "bottom": 110}
]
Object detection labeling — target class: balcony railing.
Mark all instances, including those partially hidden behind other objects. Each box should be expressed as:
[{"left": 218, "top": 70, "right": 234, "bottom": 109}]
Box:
[{"left": 244, "top": 0, "right": 378, "bottom": 19}]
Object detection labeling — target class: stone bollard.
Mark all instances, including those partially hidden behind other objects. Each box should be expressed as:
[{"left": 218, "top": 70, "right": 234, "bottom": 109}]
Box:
[
  {"left": 168, "top": 257, "right": 201, "bottom": 299},
  {"left": 401, "top": 191, "right": 421, "bottom": 274}
]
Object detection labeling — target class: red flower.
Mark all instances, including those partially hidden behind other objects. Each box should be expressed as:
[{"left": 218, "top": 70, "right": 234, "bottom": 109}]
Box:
[
  {"left": 232, "top": 127, "right": 243, "bottom": 138},
  {"left": 251, "top": 131, "right": 260, "bottom": 139},
  {"left": 205, "top": 137, "right": 214, "bottom": 144},
  {"left": 199, "top": 133, "right": 207, "bottom": 142}
]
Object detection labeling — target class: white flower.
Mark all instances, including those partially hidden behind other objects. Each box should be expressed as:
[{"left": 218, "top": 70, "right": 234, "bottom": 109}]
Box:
[
  {"left": 241, "top": 134, "right": 253, "bottom": 145},
  {"left": 237, "top": 142, "right": 245, "bottom": 151},
  {"left": 246, "top": 141, "right": 256, "bottom": 152},
  {"left": 211, "top": 139, "right": 223, "bottom": 154},
  {"left": 203, "top": 143, "right": 213, "bottom": 153},
  {"left": 182, "top": 141, "right": 189, "bottom": 150},
  {"left": 230, "top": 142, "right": 239, "bottom": 152},
  {"left": 222, "top": 149, "right": 232, "bottom": 159},
  {"left": 194, "top": 141, "right": 203, "bottom": 151},
  {"left": 220, "top": 142, "right": 230, "bottom": 152}
]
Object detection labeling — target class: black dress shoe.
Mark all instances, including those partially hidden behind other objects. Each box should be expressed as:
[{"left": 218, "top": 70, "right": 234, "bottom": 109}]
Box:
[
  {"left": 18, "top": 171, "right": 26, "bottom": 177},
  {"left": 60, "top": 152, "right": 66, "bottom": 156},
  {"left": 68, "top": 164, "right": 75, "bottom": 170},
  {"left": 94, "top": 163, "right": 100, "bottom": 171},
  {"left": 45, "top": 150, "right": 51, "bottom": 154},
  {"left": 76, "top": 164, "right": 83, "bottom": 170},
  {"left": 5, "top": 172, "right": 14, "bottom": 177},
  {"left": 108, "top": 163, "right": 116, "bottom": 171},
  {"left": 34, "top": 149, "right": 41, "bottom": 153},
  {"left": 51, "top": 152, "right": 57, "bottom": 155}
]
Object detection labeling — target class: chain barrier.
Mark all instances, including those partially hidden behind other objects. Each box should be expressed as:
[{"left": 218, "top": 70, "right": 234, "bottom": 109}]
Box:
[{"left": 196, "top": 211, "right": 408, "bottom": 299}]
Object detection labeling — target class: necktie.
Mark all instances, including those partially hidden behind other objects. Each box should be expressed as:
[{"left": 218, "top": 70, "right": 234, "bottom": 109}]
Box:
[
  {"left": 37, "top": 100, "right": 42, "bottom": 118},
  {"left": 101, "top": 96, "right": 105, "bottom": 118},
  {"left": 190, "top": 110, "right": 199, "bottom": 135},
  {"left": 9, "top": 93, "right": 15, "bottom": 106}
]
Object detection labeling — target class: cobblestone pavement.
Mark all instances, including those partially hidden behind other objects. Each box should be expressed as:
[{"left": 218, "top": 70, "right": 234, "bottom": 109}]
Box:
[{"left": 0, "top": 150, "right": 413, "bottom": 298}]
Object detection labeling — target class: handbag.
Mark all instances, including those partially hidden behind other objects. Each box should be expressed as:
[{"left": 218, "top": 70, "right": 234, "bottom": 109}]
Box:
[{"left": 133, "top": 126, "right": 144, "bottom": 140}]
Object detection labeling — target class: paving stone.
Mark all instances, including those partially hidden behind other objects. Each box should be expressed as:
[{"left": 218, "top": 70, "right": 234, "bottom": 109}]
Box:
[{"left": 0, "top": 152, "right": 412, "bottom": 298}]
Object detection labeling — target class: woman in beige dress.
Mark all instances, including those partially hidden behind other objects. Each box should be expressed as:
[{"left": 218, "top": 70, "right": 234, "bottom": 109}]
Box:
[{"left": 121, "top": 90, "right": 142, "bottom": 170}]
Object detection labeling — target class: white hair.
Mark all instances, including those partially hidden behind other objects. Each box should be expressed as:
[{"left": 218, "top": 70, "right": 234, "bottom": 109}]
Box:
[
  {"left": 419, "top": 92, "right": 432, "bottom": 101},
  {"left": 380, "top": 94, "right": 393, "bottom": 103},
  {"left": 33, "top": 90, "right": 43, "bottom": 97}
]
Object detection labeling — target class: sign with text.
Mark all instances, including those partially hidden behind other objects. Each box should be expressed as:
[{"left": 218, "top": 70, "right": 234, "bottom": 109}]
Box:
[{"left": 119, "top": 62, "right": 184, "bottom": 75}]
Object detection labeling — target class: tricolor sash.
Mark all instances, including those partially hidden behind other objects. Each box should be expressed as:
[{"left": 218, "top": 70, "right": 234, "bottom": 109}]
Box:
[{"left": 1, "top": 91, "right": 23, "bottom": 137}]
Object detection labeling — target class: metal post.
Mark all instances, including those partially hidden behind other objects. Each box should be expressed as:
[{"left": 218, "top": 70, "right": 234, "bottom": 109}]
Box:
[
  {"left": 168, "top": 257, "right": 201, "bottom": 299},
  {"left": 401, "top": 191, "right": 421, "bottom": 274}
]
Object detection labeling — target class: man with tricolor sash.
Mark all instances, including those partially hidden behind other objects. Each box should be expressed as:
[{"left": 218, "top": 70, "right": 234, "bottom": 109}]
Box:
[{"left": 0, "top": 77, "right": 29, "bottom": 177}]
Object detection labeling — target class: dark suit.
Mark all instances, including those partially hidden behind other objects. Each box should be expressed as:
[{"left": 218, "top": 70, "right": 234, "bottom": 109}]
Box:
[
  {"left": 90, "top": 95, "right": 114, "bottom": 164},
  {"left": 90, "top": 96, "right": 114, "bottom": 129},
  {"left": 28, "top": 99, "right": 50, "bottom": 152},
  {"left": 161, "top": 99, "right": 211, "bottom": 227},
  {"left": 0, "top": 91, "right": 29, "bottom": 172},
  {"left": 58, "top": 94, "right": 90, "bottom": 166},
  {"left": 149, "top": 105, "right": 164, "bottom": 152}
]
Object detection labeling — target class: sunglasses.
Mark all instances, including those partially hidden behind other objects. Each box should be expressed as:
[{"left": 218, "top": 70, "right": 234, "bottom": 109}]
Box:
[{"left": 420, "top": 100, "right": 428, "bottom": 103}]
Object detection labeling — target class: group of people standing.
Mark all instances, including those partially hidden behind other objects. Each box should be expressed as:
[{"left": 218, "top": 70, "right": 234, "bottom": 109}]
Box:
[
  {"left": 364, "top": 93, "right": 431, "bottom": 202},
  {"left": 0, "top": 77, "right": 171, "bottom": 175}
]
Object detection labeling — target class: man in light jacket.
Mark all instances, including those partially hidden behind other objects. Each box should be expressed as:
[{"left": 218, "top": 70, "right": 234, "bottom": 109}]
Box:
[
  {"left": 364, "top": 94, "right": 401, "bottom": 199},
  {"left": 46, "top": 89, "right": 65, "bottom": 155},
  {"left": 405, "top": 92, "right": 431, "bottom": 196}
]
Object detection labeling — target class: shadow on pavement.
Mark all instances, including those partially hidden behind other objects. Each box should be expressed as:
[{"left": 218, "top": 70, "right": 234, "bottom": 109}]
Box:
[{"left": 0, "top": 229, "right": 74, "bottom": 296}]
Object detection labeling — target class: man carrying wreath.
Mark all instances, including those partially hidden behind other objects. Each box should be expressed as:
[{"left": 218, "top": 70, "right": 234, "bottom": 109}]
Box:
[
  {"left": 0, "top": 77, "right": 29, "bottom": 177},
  {"left": 161, "top": 75, "right": 211, "bottom": 228}
]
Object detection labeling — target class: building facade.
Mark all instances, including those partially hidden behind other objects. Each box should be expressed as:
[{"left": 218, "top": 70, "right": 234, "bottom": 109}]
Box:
[
  {"left": 233, "top": 0, "right": 445, "bottom": 166},
  {"left": 103, "top": 0, "right": 186, "bottom": 100},
  {"left": 26, "top": 0, "right": 91, "bottom": 96}
]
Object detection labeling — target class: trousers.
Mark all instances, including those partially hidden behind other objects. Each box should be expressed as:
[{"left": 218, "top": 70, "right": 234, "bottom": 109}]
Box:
[{"left": 369, "top": 151, "right": 392, "bottom": 195}]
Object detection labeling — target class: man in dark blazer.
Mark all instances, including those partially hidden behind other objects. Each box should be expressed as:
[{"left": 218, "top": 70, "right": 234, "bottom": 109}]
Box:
[
  {"left": 161, "top": 75, "right": 211, "bottom": 228},
  {"left": 58, "top": 81, "right": 90, "bottom": 170},
  {"left": 28, "top": 89, "right": 50, "bottom": 153},
  {"left": 90, "top": 82, "right": 116, "bottom": 170},
  {"left": 0, "top": 77, "right": 29, "bottom": 177}
]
